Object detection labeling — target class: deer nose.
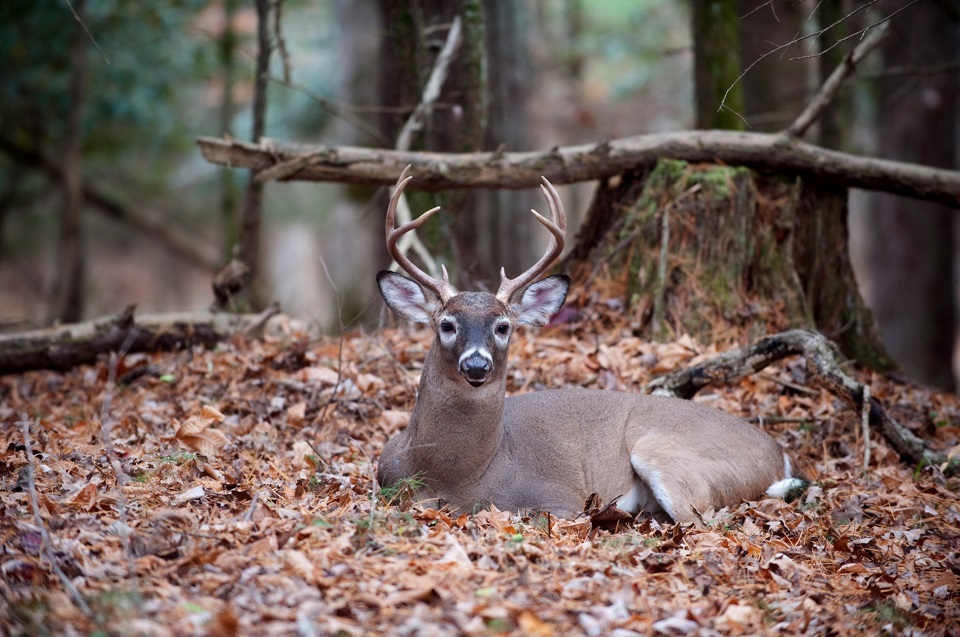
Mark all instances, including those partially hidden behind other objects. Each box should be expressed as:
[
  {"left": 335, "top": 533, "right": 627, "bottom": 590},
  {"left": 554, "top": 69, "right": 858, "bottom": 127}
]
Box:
[{"left": 459, "top": 353, "right": 492, "bottom": 387}]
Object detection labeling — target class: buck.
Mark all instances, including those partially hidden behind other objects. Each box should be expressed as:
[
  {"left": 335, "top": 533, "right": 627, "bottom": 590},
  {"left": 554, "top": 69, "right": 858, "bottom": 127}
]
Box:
[{"left": 376, "top": 166, "right": 805, "bottom": 524}]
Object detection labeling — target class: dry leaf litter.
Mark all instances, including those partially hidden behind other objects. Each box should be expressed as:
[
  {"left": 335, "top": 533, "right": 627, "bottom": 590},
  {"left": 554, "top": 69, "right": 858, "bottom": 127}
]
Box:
[{"left": 1, "top": 297, "right": 958, "bottom": 636}]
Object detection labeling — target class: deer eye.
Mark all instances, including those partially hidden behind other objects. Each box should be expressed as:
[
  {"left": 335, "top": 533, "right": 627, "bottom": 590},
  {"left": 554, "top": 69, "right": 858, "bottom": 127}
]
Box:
[
  {"left": 495, "top": 322, "right": 510, "bottom": 336},
  {"left": 440, "top": 320, "right": 456, "bottom": 334}
]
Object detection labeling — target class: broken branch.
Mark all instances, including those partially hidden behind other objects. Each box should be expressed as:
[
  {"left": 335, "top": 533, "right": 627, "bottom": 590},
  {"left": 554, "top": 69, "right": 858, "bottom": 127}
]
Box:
[
  {"left": 645, "top": 329, "right": 953, "bottom": 473},
  {"left": 197, "top": 131, "right": 960, "bottom": 208}
]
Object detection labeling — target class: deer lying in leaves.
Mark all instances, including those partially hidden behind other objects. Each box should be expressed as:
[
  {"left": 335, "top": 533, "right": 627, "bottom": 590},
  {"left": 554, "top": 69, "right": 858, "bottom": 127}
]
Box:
[{"left": 376, "top": 166, "right": 806, "bottom": 523}]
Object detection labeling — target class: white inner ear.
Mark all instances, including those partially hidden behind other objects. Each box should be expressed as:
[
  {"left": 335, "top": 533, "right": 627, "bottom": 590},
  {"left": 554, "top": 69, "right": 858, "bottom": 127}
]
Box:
[
  {"left": 379, "top": 273, "right": 437, "bottom": 323},
  {"left": 513, "top": 276, "right": 569, "bottom": 326}
]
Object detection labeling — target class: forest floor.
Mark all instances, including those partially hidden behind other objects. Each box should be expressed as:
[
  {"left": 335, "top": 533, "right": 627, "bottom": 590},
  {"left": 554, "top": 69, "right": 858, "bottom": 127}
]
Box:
[{"left": 1, "top": 296, "right": 958, "bottom": 637}]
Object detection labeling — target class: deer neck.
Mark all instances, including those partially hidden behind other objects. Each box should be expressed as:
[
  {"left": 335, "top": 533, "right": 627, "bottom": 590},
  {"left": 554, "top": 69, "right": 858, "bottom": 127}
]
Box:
[{"left": 405, "top": 346, "right": 507, "bottom": 488}]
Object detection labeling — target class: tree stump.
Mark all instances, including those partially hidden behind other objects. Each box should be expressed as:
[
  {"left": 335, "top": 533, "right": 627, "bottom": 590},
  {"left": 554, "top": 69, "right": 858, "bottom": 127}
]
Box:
[{"left": 568, "top": 159, "right": 893, "bottom": 371}]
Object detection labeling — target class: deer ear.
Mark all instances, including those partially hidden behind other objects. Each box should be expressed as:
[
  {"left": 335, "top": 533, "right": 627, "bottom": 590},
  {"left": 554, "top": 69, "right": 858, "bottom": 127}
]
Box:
[
  {"left": 377, "top": 271, "right": 438, "bottom": 323},
  {"left": 513, "top": 274, "right": 570, "bottom": 326}
]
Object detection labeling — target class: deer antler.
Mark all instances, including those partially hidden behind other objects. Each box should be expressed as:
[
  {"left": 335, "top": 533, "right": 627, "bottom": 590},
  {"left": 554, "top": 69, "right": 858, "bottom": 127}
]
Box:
[
  {"left": 386, "top": 165, "right": 454, "bottom": 304},
  {"left": 495, "top": 177, "right": 567, "bottom": 304}
]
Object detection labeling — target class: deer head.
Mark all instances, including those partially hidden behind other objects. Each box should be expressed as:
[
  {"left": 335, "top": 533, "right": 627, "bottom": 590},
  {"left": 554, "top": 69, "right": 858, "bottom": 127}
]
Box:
[{"left": 377, "top": 166, "right": 570, "bottom": 388}]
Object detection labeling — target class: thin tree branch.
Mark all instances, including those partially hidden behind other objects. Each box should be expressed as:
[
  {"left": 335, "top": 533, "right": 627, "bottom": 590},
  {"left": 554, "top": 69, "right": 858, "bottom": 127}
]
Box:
[
  {"left": 271, "top": 0, "right": 291, "bottom": 83},
  {"left": 62, "top": 0, "right": 109, "bottom": 64},
  {"left": 788, "top": 0, "right": 922, "bottom": 61},
  {"left": 237, "top": 0, "right": 273, "bottom": 295},
  {"left": 0, "top": 135, "right": 217, "bottom": 271},
  {"left": 268, "top": 76, "right": 390, "bottom": 145},
  {"left": 860, "top": 60, "right": 960, "bottom": 81},
  {"left": 787, "top": 21, "right": 890, "bottom": 138},
  {"left": 720, "top": 0, "right": 881, "bottom": 114}
]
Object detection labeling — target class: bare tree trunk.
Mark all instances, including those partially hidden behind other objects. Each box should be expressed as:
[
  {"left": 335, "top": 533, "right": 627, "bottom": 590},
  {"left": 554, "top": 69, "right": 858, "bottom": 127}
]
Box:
[
  {"left": 817, "top": 0, "right": 854, "bottom": 150},
  {"left": 237, "top": 0, "right": 273, "bottom": 310},
  {"left": 377, "top": 0, "right": 491, "bottom": 286},
  {"left": 864, "top": 1, "right": 958, "bottom": 390},
  {"left": 692, "top": 0, "right": 744, "bottom": 130},
  {"left": 51, "top": 0, "right": 89, "bottom": 324},
  {"left": 219, "top": 0, "right": 240, "bottom": 261},
  {"left": 463, "top": 0, "right": 534, "bottom": 286}
]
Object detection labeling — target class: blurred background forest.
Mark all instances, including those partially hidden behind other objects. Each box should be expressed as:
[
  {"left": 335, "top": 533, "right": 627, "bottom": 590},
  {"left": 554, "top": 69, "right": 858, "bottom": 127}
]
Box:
[{"left": 0, "top": 0, "right": 958, "bottom": 390}]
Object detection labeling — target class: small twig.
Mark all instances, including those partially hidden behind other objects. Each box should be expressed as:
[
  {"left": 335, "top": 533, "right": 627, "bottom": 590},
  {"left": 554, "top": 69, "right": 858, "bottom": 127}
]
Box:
[
  {"left": 313, "top": 256, "right": 345, "bottom": 438},
  {"left": 861, "top": 384, "right": 871, "bottom": 475},
  {"left": 720, "top": 0, "right": 882, "bottom": 115},
  {"left": 21, "top": 418, "right": 95, "bottom": 618},
  {"left": 652, "top": 184, "right": 701, "bottom": 341},
  {"left": 240, "top": 302, "right": 281, "bottom": 337},
  {"left": 860, "top": 61, "right": 960, "bottom": 81},
  {"left": 268, "top": 77, "right": 389, "bottom": 145},
  {"left": 62, "top": 0, "right": 109, "bottom": 64},
  {"left": 788, "top": 1, "right": 920, "bottom": 61},
  {"left": 97, "top": 331, "right": 145, "bottom": 610},
  {"left": 740, "top": 1, "right": 776, "bottom": 21},
  {"left": 757, "top": 372, "right": 820, "bottom": 396},
  {"left": 652, "top": 194, "right": 672, "bottom": 341},
  {"left": 271, "top": 0, "right": 291, "bottom": 83},
  {"left": 750, "top": 416, "right": 815, "bottom": 425},
  {"left": 787, "top": 22, "right": 890, "bottom": 138}
]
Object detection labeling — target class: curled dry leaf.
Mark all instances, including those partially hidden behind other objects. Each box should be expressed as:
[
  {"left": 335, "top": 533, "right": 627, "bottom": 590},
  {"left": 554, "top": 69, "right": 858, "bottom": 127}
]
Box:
[{"left": 173, "top": 405, "right": 230, "bottom": 455}]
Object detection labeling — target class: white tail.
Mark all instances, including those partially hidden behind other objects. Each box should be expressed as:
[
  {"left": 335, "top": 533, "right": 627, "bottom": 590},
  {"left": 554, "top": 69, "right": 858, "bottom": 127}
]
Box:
[{"left": 377, "top": 166, "right": 805, "bottom": 523}]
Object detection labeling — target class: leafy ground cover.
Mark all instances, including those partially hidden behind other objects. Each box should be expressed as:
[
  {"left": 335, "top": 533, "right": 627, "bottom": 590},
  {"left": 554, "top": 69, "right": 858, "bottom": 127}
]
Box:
[{"left": 1, "top": 299, "right": 958, "bottom": 636}]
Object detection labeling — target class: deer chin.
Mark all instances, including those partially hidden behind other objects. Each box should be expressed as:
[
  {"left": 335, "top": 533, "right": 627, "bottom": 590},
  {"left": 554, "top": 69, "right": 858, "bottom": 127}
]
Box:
[{"left": 464, "top": 375, "right": 488, "bottom": 388}]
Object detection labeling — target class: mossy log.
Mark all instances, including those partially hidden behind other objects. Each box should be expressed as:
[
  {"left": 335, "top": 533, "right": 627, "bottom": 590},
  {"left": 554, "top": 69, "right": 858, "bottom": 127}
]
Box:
[{"left": 568, "top": 159, "right": 894, "bottom": 372}]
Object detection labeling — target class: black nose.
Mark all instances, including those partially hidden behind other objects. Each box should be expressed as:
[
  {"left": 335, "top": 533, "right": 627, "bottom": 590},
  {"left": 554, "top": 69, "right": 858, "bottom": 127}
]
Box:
[{"left": 459, "top": 355, "right": 491, "bottom": 387}]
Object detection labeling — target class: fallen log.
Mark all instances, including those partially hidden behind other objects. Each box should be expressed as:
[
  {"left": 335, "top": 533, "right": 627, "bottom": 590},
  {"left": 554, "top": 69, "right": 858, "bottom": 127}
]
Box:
[
  {"left": 197, "top": 130, "right": 960, "bottom": 208},
  {"left": 0, "top": 305, "right": 307, "bottom": 375}
]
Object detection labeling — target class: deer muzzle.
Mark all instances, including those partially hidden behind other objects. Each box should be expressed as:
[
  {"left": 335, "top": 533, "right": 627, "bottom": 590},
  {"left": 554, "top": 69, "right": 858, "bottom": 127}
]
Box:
[{"left": 459, "top": 351, "right": 492, "bottom": 387}]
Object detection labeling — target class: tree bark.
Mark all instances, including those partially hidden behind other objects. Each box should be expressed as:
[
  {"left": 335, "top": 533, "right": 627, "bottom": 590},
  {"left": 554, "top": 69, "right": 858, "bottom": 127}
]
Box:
[
  {"left": 693, "top": 0, "right": 744, "bottom": 130},
  {"left": 196, "top": 131, "right": 960, "bottom": 208},
  {"left": 570, "top": 159, "right": 892, "bottom": 369},
  {"left": 466, "top": 0, "right": 535, "bottom": 285},
  {"left": 864, "top": 1, "right": 958, "bottom": 391},
  {"left": 817, "top": 0, "right": 856, "bottom": 150},
  {"left": 51, "top": 0, "right": 89, "bottom": 324},
  {"left": 378, "top": 0, "right": 493, "bottom": 286},
  {"left": 236, "top": 0, "right": 273, "bottom": 310},
  {"left": 219, "top": 0, "right": 240, "bottom": 261}
]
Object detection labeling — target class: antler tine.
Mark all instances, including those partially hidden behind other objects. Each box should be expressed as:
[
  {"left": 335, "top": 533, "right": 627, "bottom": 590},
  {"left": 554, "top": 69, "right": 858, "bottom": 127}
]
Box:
[
  {"left": 495, "top": 177, "right": 567, "bottom": 304},
  {"left": 386, "top": 165, "right": 453, "bottom": 303}
]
